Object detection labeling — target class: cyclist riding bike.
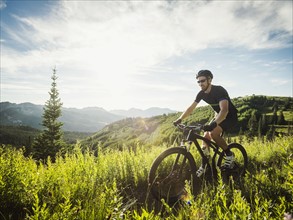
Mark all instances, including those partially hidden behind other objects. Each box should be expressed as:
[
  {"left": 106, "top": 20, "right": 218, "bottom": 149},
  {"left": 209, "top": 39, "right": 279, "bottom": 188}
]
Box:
[{"left": 174, "top": 70, "right": 238, "bottom": 177}]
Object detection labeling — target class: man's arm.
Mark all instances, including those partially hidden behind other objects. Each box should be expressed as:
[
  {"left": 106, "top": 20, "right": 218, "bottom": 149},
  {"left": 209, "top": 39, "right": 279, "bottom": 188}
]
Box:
[
  {"left": 178, "top": 101, "right": 198, "bottom": 120},
  {"left": 214, "top": 100, "right": 229, "bottom": 124}
]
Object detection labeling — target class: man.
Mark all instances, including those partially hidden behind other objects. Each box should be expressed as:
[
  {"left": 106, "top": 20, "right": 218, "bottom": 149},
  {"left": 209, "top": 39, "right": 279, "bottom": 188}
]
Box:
[{"left": 173, "top": 70, "right": 238, "bottom": 177}]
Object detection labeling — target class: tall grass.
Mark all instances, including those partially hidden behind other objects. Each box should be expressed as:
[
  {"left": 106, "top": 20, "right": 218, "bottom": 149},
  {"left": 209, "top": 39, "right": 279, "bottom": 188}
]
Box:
[{"left": 0, "top": 136, "right": 292, "bottom": 219}]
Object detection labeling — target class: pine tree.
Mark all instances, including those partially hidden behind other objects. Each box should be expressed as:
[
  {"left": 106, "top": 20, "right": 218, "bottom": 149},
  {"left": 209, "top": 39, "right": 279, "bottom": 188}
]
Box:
[
  {"left": 258, "top": 116, "right": 262, "bottom": 139},
  {"left": 32, "top": 68, "right": 66, "bottom": 160},
  {"left": 261, "top": 114, "right": 268, "bottom": 135},
  {"left": 283, "top": 98, "right": 290, "bottom": 110},
  {"left": 238, "top": 127, "right": 243, "bottom": 144},
  {"left": 277, "top": 110, "right": 286, "bottom": 125},
  {"left": 248, "top": 111, "right": 258, "bottom": 134},
  {"left": 272, "top": 102, "right": 279, "bottom": 112},
  {"left": 271, "top": 110, "right": 278, "bottom": 125},
  {"left": 266, "top": 125, "right": 275, "bottom": 141}
]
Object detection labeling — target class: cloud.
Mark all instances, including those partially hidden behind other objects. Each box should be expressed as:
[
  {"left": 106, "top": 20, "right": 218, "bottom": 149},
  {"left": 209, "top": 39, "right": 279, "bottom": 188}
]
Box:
[
  {"left": 4, "top": 2, "right": 292, "bottom": 58},
  {"left": 0, "top": 0, "right": 6, "bottom": 10},
  {"left": 1, "top": 0, "right": 292, "bottom": 109},
  {"left": 270, "top": 78, "right": 290, "bottom": 86}
]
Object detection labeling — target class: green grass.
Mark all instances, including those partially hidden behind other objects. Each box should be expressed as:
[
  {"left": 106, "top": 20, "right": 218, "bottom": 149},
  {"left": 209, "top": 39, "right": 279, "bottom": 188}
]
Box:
[
  {"left": 283, "top": 111, "right": 293, "bottom": 121},
  {"left": 0, "top": 135, "right": 292, "bottom": 219}
]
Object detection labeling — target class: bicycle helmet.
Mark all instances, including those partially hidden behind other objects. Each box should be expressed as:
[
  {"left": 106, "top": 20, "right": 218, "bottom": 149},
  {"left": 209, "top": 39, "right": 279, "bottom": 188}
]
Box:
[{"left": 196, "top": 70, "right": 213, "bottom": 79}]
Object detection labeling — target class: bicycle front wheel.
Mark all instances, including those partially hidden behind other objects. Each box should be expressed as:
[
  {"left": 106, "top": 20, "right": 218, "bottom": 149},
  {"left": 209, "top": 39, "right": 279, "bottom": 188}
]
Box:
[{"left": 148, "top": 147, "right": 198, "bottom": 203}]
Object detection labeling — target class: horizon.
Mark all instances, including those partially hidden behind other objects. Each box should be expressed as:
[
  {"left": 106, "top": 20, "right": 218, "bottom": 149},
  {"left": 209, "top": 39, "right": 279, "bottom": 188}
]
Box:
[
  {"left": 1, "top": 1, "right": 292, "bottom": 111},
  {"left": 1, "top": 93, "right": 291, "bottom": 112}
]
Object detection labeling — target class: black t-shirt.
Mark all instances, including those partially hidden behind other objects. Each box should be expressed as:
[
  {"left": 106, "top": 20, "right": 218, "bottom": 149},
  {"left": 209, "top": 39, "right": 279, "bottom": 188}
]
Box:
[{"left": 195, "top": 85, "right": 238, "bottom": 119}]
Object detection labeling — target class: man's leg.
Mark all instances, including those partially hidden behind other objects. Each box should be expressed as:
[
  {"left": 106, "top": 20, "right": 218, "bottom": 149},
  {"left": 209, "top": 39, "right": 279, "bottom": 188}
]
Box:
[
  {"left": 210, "top": 126, "right": 234, "bottom": 168},
  {"left": 202, "top": 131, "right": 211, "bottom": 154},
  {"left": 210, "top": 126, "right": 228, "bottom": 150},
  {"left": 197, "top": 132, "right": 212, "bottom": 177}
]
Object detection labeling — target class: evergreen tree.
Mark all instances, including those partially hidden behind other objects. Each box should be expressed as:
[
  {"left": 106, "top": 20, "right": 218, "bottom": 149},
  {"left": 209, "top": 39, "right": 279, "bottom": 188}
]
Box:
[
  {"left": 271, "top": 110, "right": 278, "bottom": 125},
  {"left": 248, "top": 111, "right": 258, "bottom": 135},
  {"left": 277, "top": 110, "right": 286, "bottom": 125},
  {"left": 266, "top": 125, "right": 275, "bottom": 141},
  {"left": 238, "top": 127, "right": 243, "bottom": 144},
  {"left": 261, "top": 114, "right": 268, "bottom": 135},
  {"left": 258, "top": 116, "right": 262, "bottom": 139},
  {"left": 32, "top": 68, "right": 66, "bottom": 160},
  {"left": 283, "top": 98, "right": 291, "bottom": 110},
  {"left": 272, "top": 102, "right": 279, "bottom": 112}
]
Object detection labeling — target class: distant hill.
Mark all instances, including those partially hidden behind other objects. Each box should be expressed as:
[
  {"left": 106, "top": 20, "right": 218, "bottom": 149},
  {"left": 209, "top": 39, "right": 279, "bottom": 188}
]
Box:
[
  {"left": 0, "top": 102, "right": 177, "bottom": 132},
  {"left": 0, "top": 102, "right": 123, "bottom": 132},
  {"left": 109, "top": 107, "right": 176, "bottom": 118},
  {"left": 81, "top": 95, "right": 293, "bottom": 150},
  {"left": 0, "top": 125, "right": 92, "bottom": 149}
]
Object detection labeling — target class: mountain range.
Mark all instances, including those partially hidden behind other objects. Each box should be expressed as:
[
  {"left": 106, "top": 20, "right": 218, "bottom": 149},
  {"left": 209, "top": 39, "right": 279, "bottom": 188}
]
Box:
[
  {"left": 109, "top": 107, "right": 176, "bottom": 118},
  {"left": 0, "top": 102, "right": 176, "bottom": 132}
]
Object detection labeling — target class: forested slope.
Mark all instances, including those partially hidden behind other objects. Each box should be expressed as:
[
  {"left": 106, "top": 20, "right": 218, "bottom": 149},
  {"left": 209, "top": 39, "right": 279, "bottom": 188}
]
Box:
[{"left": 81, "top": 95, "right": 292, "bottom": 150}]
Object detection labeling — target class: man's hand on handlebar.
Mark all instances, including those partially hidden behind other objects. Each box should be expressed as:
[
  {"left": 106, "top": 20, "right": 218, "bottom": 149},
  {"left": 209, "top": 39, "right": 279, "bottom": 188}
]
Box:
[
  {"left": 202, "top": 121, "right": 217, "bottom": 131},
  {"left": 173, "top": 122, "right": 202, "bottom": 132},
  {"left": 173, "top": 119, "right": 217, "bottom": 132}
]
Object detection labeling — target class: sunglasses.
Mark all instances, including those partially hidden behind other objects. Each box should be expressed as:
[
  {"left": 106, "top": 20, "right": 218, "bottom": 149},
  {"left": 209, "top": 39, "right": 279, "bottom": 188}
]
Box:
[{"left": 197, "top": 79, "right": 207, "bottom": 84}]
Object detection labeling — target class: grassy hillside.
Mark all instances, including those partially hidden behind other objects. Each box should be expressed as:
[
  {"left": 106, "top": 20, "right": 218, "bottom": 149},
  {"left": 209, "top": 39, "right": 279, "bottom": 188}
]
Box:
[
  {"left": 81, "top": 95, "right": 293, "bottom": 150},
  {"left": 81, "top": 105, "right": 215, "bottom": 150},
  {"left": 233, "top": 95, "right": 292, "bottom": 129}
]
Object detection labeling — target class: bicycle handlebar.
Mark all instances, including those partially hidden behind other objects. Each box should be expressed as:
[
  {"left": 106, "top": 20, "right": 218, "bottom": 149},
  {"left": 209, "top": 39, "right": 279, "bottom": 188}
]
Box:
[{"left": 175, "top": 123, "right": 203, "bottom": 132}]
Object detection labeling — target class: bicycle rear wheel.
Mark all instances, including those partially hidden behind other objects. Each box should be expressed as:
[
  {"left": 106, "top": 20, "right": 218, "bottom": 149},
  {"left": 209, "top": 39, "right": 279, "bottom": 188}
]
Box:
[
  {"left": 217, "top": 143, "right": 248, "bottom": 183},
  {"left": 148, "top": 147, "right": 198, "bottom": 204}
]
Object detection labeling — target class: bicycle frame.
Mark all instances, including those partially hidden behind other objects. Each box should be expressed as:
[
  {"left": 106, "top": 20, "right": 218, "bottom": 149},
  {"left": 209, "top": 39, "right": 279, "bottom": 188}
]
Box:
[{"left": 183, "top": 127, "right": 223, "bottom": 170}]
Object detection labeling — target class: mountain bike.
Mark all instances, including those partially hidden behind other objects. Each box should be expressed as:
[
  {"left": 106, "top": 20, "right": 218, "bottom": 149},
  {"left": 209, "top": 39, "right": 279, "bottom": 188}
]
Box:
[{"left": 148, "top": 123, "right": 248, "bottom": 203}]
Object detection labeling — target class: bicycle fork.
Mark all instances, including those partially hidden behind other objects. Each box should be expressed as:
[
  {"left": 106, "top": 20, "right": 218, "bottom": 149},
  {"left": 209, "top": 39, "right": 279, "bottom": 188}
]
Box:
[{"left": 171, "top": 141, "right": 192, "bottom": 177}]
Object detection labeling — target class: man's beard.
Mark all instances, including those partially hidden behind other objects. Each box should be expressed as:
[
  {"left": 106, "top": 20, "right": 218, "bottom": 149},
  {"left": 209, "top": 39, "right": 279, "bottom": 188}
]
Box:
[{"left": 202, "top": 83, "right": 211, "bottom": 92}]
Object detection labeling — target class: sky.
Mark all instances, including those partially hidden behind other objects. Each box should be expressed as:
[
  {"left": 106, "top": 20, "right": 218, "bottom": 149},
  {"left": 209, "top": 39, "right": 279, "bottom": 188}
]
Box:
[{"left": 0, "top": 0, "right": 292, "bottom": 111}]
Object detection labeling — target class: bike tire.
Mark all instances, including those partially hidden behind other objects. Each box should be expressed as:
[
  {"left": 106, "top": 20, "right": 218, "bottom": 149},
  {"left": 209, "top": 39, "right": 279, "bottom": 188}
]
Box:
[
  {"left": 148, "top": 147, "right": 199, "bottom": 204},
  {"left": 217, "top": 143, "right": 248, "bottom": 183}
]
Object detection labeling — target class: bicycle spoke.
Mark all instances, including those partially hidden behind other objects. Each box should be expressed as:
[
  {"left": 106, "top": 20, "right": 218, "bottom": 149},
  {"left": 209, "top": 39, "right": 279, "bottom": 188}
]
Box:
[
  {"left": 218, "top": 143, "right": 248, "bottom": 183},
  {"left": 170, "top": 153, "right": 181, "bottom": 177},
  {"left": 149, "top": 148, "right": 197, "bottom": 202}
]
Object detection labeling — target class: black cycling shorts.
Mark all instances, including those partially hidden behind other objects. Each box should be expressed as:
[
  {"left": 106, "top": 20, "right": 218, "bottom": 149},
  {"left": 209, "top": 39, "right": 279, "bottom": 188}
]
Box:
[
  {"left": 211, "top": 116, "right": 238, "bottom": 132},
  {"left": 218, "top": 116, "right": 238, "bottom": 132}
]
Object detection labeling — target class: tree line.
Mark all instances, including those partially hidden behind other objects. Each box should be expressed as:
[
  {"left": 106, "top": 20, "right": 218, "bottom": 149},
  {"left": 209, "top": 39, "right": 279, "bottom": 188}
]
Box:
[{"left": 237, "top": 96, "right": 292, "bottom": 142}]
